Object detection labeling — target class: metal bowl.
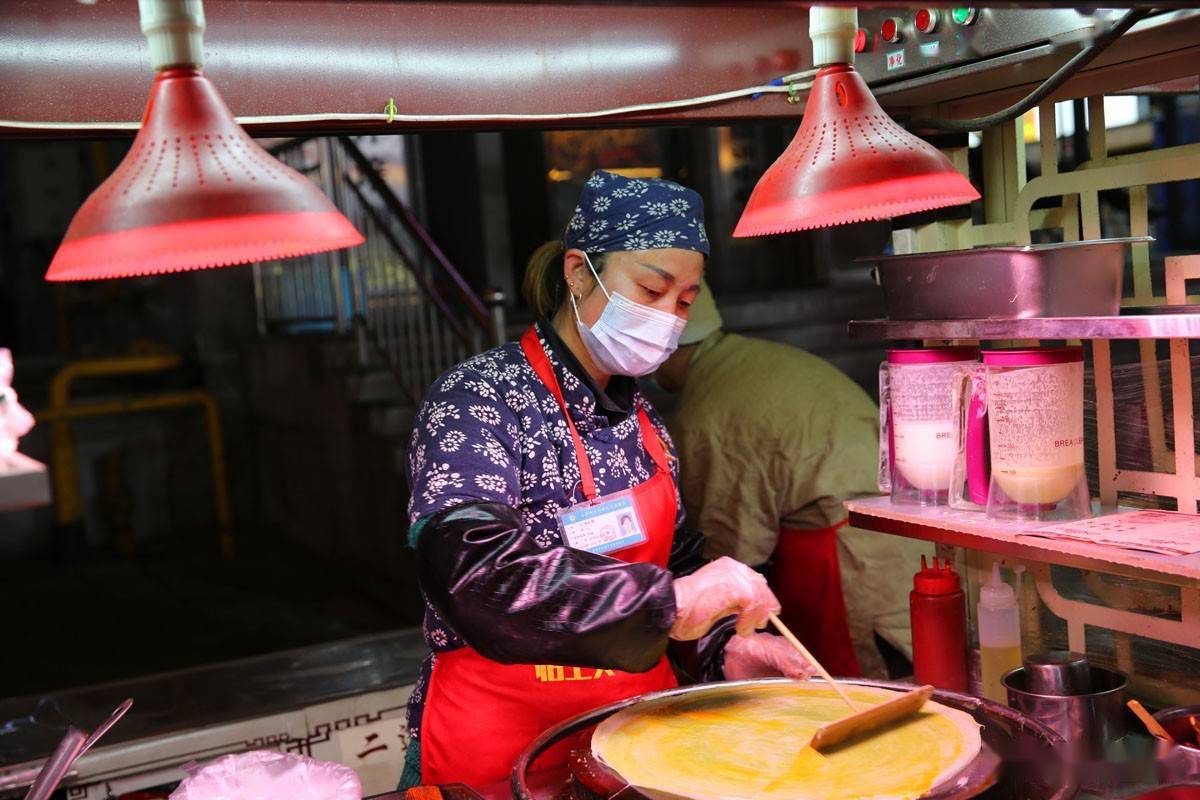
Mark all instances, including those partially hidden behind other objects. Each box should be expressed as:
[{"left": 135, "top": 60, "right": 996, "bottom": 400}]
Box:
[
  {"left": 1153, "top": 706, "right": 1200, "bottom": 784},
  {"left": 511, "top": 678, "right": 1076, "bottom": 800},
  {"left": 868, "top": 237, "right": 1151, "bottom": 321}
]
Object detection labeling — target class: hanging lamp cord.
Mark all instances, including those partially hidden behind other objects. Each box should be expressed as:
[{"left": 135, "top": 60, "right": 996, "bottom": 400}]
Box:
[{"left": 908, "top": 8, "right": 1154, "bottom": 133}]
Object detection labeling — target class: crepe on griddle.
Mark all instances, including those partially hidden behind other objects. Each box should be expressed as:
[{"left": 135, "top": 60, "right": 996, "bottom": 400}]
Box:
[{"left": 592, "top": 683, "right": 982, "bottom": 800}]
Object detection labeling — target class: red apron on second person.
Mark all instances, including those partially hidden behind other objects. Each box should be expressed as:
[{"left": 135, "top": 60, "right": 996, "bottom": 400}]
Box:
[{"left": 769, "top": 520, "right": 862, "bottom": 678}]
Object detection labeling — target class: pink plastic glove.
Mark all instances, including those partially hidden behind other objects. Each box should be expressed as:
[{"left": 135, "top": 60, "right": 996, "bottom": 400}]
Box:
[
  {"left": 670, "top": 556, "right": 781, "bottom": 640},
  {"left": 724, "top": 632, "right": 820, "bottom": 680}
]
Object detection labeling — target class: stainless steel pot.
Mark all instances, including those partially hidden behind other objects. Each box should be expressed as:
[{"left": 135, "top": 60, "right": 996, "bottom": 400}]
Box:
[
  {"left": 868, "top": 237, "right": 1151, "bottom": 321},
  {"left": 1004, "top": 665, "right": 1127, "bottom": 761}
]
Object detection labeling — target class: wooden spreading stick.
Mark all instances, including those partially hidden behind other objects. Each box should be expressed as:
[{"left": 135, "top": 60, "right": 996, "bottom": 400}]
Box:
[
  {"left": 809, "top": 685, "right": 934, "bottom": 752},
  {"left": 767, "top": 613, "right": 937, "bottom": 752},
  {"left": 1128, "top": 700, "right": 1174, "bottom": 742},
  {"left": 768, "top": 612, "right": 860, "bottom": 713}
]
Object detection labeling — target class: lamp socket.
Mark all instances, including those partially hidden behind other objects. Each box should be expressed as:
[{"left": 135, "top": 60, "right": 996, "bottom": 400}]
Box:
[
  {"left": 139, "top": 0, "right": 206, "bottom": 70},
  {"left": 810, "top": 6, "right": 858, "bottom": 67}
]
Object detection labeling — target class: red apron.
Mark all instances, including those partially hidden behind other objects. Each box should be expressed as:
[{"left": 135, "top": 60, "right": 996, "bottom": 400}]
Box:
[
  {"left": 768, "top": 521, "right": 862, "bottom": 678},
  {"left": 419, "top": 327, "right": 679, "bottom": 788}
]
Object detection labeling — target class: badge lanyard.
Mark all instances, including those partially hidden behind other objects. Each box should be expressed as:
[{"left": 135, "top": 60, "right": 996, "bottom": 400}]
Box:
[
  {"left": 520, "top": 329, "right": 600, "bottom": 502},
  {"left": 520, "top": 328, "right": 659, "bottom": 555}
]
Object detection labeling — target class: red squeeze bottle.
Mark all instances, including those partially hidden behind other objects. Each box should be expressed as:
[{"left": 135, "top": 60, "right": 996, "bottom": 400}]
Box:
[{"left": 910, "top": 555, "right": 968, "bottom": 692}]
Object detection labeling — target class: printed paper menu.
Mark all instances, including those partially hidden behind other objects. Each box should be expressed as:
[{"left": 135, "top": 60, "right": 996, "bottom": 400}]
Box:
[{"left": 1018, "top": 510, "right": 1200, "bottom": 556}]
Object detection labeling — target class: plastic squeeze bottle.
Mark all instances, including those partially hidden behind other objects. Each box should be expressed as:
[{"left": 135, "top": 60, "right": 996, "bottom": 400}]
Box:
[
  {"left": 910, "top": 556, "right": 968, "bottom": 692},
  {"left": 978, "top": 562, "right": 1022, "bottom": 704}
]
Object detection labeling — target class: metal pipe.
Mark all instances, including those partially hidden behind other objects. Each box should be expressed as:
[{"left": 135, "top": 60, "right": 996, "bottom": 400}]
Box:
[
  {"left": 483, "top": 288, "right": 508, "bottom": 346},
  {"left": 46, "top": 354, "right": 182, "bottom": 525},
  {"left": 38, "top": 388, "right": 234, "bottom": 559}
]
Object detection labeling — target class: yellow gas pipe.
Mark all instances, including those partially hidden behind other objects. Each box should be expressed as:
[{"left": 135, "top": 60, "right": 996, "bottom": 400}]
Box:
[{"left": 37, "top": 354, "right": 234, "bottom": 559}]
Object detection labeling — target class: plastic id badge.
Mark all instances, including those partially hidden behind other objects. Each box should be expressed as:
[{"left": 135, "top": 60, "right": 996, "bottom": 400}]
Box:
[{"left": 558, "top": 489, "right": 648, "bottom": 556}]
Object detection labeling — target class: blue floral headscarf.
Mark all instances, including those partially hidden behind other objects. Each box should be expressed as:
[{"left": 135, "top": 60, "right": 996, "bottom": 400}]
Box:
[{"left": 564, "top": 170, "right": 710, "bottom": 256}]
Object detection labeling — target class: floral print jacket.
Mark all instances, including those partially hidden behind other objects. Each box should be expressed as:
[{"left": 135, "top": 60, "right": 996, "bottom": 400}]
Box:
[{"left": 404, "top": 321, "right": 715, "bottom": 745}]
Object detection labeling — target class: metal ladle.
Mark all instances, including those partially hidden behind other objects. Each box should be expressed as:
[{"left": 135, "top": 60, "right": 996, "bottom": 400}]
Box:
[{"left": 23, "top": 698, "right": 133, "bottom": 800}]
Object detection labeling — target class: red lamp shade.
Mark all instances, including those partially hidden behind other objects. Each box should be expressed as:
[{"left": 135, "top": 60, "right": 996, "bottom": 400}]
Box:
[
  {"left": 733, "top": 64, "right": 980, "bottom": 237},
  {"left": 46, "top": 68, "right": 363, "bottom": 282}
]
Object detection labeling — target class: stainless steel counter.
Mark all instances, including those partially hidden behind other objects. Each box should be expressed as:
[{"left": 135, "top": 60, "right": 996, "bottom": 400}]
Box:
[{"left": 0, "top": 629, "right": 427, "bottom": 793}]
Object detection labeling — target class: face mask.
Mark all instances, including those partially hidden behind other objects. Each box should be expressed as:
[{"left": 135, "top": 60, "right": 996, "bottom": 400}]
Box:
[{"left": 571, "top": 252, "right": 687, "bottom": 377}]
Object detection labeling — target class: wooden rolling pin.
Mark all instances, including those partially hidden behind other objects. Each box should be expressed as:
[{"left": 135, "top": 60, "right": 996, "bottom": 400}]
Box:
[{"left": 810, "top": 685, "right": 935, "bottom": 752}]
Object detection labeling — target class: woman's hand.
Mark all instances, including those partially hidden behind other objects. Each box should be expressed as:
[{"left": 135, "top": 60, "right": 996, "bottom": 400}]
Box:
[
  {"left": 723, "top": 632, "right": 819, "bottom": 680},
  {"left": 670, "top": 556, "right": 781, "bottom": 640}
]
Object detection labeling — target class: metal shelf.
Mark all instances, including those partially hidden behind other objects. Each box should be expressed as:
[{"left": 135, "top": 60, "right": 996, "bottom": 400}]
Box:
[
  {"left": 847, "top": 314, "right": 1200, "bottom": 341},
  {"left": 0, "top": 452, "right": 51, "bottom": 512},
  {"left": 845, "top": 496, "right": 1200, "bottom": 586}
]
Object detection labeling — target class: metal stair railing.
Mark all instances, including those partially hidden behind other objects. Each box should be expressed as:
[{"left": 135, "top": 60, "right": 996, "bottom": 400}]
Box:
[{"left": 254, "top": 137, "right": 499, "bottom": 406}]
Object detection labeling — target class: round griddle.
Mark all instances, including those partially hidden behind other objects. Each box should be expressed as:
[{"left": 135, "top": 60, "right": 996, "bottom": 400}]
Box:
[{"left": 511, "top": 678, "right": 1078, "bottom": 800}]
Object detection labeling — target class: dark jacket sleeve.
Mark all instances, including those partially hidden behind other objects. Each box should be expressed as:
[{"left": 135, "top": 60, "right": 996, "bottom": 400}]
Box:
[{"left": 416, "top": 502, "right": 677, "bottom": 673}]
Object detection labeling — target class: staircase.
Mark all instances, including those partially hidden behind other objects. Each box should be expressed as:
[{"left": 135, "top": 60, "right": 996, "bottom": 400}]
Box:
[{"left": 253, "top": 137, "right": 503, "bottom": 454}]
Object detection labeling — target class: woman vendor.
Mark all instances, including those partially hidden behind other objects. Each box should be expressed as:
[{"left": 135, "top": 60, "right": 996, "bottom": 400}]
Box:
[{"left": 400, "top": 170, "right": 817, "bottom": 789}]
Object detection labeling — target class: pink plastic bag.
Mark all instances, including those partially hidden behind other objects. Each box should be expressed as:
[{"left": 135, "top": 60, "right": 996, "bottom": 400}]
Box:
[{"left": 169, "top": 751, "right": 362, "bottom": 800}]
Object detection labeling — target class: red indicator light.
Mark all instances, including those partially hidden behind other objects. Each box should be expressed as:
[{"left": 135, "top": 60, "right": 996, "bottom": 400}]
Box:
[
  {"left": 881, "top": 18, "right": 902, "bottom": 43},
  {"left": 915, "top": 8, "right": 939, "bottom": 34},
  {"left": 854, "top": 28, "right": 869, "bottom": 54}
]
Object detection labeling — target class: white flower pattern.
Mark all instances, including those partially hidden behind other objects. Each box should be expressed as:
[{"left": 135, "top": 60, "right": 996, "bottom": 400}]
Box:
[
  {"left": 424, "top": 401, "right": 460, "bottom": 434},
  {"left": 438, "top": 430, "right": 466, "bottom": 453},
  {"left": 615, "top": 213, "right": 640, "bottom": 232},
  {"left": 419, "top": 462, "right": 463, "bottom": 505},
  {"left": 474, "top": 473, "right": 509, "bottom": 494},
  {"left": 561, "top": 169, "right": 707, "bottom": 258},
  {"left": 468, "top": 404, "right": 502, "bottom": 426},
  {"left": 652, "top": 229, "right": 681, "bottom": 247},
  {"left": 471, "top": 434, "right": 512, "bottom": 467}
]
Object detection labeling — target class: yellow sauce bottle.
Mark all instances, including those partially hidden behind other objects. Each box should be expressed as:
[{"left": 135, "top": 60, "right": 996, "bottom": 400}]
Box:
[{"left": 978, "top": 563, "right": 1022, "bottom": 704}]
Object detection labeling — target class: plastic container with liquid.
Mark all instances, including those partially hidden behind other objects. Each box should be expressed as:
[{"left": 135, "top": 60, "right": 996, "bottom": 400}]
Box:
[
  {"left": 978, "top": 562, "right": 1022, "bottom": 704},
  {"left": 958, "top": 347, "right": 1091, "bottom": 521},
  {"left": 878, "top": 347, "right": 978, "bottom": 506},
  {"left": 910, "top": 555, "right": 968, "bottom": 692}
]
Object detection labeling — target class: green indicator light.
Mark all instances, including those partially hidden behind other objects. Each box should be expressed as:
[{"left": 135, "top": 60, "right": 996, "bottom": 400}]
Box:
[{"left": 952, "top": 7, "right": 977, "bottom": 25}]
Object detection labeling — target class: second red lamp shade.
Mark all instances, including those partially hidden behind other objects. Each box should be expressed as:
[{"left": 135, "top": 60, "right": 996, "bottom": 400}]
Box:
[{"left": 734, "top": 8, "right": 979, "bottom": 237}]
